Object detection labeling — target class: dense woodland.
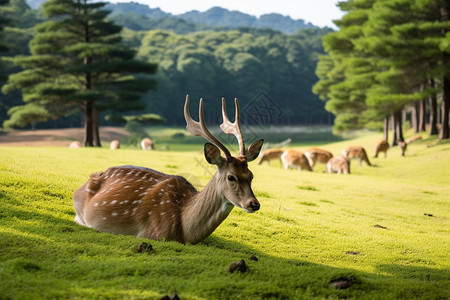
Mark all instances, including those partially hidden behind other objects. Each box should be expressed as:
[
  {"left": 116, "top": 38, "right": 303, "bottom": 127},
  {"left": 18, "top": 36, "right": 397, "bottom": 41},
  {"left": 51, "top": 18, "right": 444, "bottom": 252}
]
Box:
[
  {"left": 313, "top": 0, "right": 450, "bottom": 142},
  {"left": 0, "top": 0, "right": 332, "bottom": 138},
  {"left": 1, "top": 0, "right": 449, "bottom": 144}
]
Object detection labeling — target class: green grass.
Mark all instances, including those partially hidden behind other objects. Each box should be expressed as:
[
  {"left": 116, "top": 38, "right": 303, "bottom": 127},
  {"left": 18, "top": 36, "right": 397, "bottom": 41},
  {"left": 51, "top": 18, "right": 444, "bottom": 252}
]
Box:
[{"left": 1, "top": 132, "right": 449, "bottom": 299}]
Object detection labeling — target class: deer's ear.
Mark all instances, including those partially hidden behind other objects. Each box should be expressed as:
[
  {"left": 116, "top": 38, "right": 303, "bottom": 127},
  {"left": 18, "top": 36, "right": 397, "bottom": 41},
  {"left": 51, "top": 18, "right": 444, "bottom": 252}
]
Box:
[
  {"left": 245, "top": 139, "right": 264, "bottom": 162},
  {"left": 204, "top": 143, "right": 225, "bottom": 166}
]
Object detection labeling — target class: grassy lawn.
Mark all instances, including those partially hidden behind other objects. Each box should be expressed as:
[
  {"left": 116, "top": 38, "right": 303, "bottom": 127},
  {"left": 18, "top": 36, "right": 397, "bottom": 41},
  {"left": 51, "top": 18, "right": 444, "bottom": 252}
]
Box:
[{"left": 0, "top": 132, "right": 449, "bottom": 299}]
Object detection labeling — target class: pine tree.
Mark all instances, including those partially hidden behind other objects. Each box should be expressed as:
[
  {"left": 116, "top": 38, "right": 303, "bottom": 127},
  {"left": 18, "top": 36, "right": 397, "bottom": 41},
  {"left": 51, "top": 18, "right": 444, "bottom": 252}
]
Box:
[{"left": 2, "top": 0, "right": 157, "bottom": 146}]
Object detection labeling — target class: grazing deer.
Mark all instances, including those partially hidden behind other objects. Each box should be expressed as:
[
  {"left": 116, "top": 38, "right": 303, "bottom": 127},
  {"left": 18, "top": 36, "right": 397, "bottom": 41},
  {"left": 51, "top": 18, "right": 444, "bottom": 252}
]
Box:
[
  {"left": 141, "top": 138, "right": 155, "bottom": 150},
  {"left": 110, "top": 140, "right": 120, "bottom": 150},
  {"left": 398, "top": 140, "right": 407, "bottom": 156},
  {"left": 342, "top": 146, "right": 371, "bottom": 166},
  {"left": 281, "top": 149, "right": 312, "bottom": 171},
  {"left": 373, "top": 140, "right": 389, "bottom": 158},
  {"left": 73, "top": 95, "right": 264, "bottom": 244},
  {"left": 258, "top": 149, "right": 284, "bottom": 167},
  {"left": 405, "top": 135, "right": 422, "bottom": 144},
  {"left": 69, "top": 141, "right": 81, "bottom": 149},
  {"left": 304, "top": 148, "right": 333, "bottom": 170},
  {"left": 326, "top": 156, "right": 350, "bottom": 174}
]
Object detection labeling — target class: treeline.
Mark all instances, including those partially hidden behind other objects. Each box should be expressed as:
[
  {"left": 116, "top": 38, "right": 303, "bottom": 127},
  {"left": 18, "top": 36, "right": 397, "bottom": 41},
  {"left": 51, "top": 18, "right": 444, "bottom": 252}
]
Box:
[
  {"left": 130, "top": 27, "right": 332, "bottom": 125},
  {"left": 313, "top": 0, "right": 450, "bottom": 142},
  {"left": 0, "top": 0, "right": 333, "bottom": 131}
]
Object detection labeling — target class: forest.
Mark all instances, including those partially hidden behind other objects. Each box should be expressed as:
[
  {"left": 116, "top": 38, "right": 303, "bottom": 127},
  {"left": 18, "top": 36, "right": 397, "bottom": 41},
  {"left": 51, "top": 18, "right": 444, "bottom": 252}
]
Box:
[
  {"left": 313, "top": 0, "right": 450, "bottom": 143},
  {"left": 0, "top": 0, "right": 332, "bottom": 140},
  {"left": 1, "top": 0, "right": 449, "bottom": 145}
]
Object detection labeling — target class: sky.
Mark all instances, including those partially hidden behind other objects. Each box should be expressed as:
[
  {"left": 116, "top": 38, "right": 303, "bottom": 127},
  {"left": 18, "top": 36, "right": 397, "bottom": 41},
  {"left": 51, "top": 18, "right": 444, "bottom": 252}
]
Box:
[{"left": 108, "top": 0, "right": 345, "bottom": 29}]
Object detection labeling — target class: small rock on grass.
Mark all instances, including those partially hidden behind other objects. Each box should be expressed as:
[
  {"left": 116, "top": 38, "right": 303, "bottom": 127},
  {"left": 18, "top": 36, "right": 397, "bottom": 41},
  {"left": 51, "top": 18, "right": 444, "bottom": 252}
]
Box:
[{"left": 249, "top": 255, "right": 258, "bottom": 261}]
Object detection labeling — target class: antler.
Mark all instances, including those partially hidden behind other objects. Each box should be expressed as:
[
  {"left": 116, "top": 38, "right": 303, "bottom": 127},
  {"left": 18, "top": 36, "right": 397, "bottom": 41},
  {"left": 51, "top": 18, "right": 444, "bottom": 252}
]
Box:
[
  {"left": 220, "top": 98, "right": 245, "bottom": 156},
  {"left": 184, "top": 95, "right": 232, "bottom": 159}
]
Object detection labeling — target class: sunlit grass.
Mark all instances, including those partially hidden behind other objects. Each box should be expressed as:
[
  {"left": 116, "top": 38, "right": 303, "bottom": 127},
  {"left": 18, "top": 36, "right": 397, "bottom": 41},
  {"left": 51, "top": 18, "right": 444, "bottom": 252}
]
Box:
[{"left": 0, "top": 132, "right": 449, "bottom": 299}]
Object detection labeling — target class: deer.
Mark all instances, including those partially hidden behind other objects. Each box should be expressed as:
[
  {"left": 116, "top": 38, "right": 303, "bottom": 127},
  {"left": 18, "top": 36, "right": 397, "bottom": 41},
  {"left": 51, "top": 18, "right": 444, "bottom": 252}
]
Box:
[
  {"left": 304, "top": 147, "right": 333, "bottom": 170},
  {"left": 73, "top": 95, "right": 264, "bottom": 245},
  {"left": 281, "top": 149, "right": 312, "bottom": 171},
  {"left": 69, "top": 141, "right": 81, "bottom": 149},
  {"left": 326, "top": 156, "right": 350, "bottom": 174},
  {"left": 373, "top": 140, "right": 389, "bottom": 158},
  {"left": 141, "top": 138, "right": 155, "bottom": 150},
  {"left": 110, "top": 140, "right": 120, "bottom": 150},
  {"left": 258, "top": 148, "right": 284, "bottom": 167},
  {"left": 342, "top": 146, "right": 371, "bottom": 166}
]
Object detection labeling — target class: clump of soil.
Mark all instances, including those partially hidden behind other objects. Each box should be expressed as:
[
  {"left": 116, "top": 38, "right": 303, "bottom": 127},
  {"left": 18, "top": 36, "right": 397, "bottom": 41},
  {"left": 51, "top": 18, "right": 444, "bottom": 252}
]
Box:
[
  {"left": 228, "top": 259, "right": 247, "bottom": 273},
  {"left": 137, "top": 242, "right": 153, "bottom": 253}
]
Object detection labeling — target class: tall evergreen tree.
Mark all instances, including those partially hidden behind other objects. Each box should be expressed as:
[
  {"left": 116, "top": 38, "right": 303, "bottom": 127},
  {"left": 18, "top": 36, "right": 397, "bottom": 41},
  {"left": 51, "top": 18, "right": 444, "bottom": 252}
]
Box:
[{"left": 2, "top": 0, "right": 157, "bottom": 146}]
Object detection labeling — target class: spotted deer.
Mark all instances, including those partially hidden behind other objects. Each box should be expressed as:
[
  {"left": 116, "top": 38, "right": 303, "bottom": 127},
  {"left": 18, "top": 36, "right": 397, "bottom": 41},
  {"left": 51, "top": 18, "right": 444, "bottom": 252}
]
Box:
[
  {"left": 281, "top": 149, "right": 312, "bottom": 171},
  {"left": 326, "top": 156, "right": 350, "bottom": 174},
  {"left": 304, "top": 148, "right": 333, "bottom": 170},
  {"left": 342, "top": 146, "right": 371, "bottom": 166},
  {"left": 73, "top": 95, "right": 264, "bottom": 244},
  {"left": 373, "top": 140, "right": 389, "bottom": 158}
]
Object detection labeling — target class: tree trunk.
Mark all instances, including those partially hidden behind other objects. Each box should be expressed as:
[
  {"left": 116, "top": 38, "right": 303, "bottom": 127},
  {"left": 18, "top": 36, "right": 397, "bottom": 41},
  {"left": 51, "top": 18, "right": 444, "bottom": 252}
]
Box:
[
  {"left": 383, "top": 117, "right": 389, "bottom": 141},
  {"left": 395, "top": 110, "right": 404, "bottom": 142},
  {"left": 419, "top": 99, "right": 426, "bottom": 132},
  {"left": 391, "top": 112, "right": 398, "bottom": 146},
  {"left": 413, "top": 101, "right": 420, "bottom": 133},
  {"left": 83, "top": 101, "right": 94, "bottom": 147},
  {"left": 429, "top": 78, "right": 438, "bottom": 135},
  {"left": 93, "top": 109, "right": 101, "bottom": 147},
  {"left": 440, "top": 74, "right": 450, "bottom": 140}
]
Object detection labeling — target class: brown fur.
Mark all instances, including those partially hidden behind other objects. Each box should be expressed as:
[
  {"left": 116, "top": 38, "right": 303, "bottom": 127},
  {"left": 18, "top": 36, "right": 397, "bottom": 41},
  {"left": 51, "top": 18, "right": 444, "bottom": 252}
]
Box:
[
  {"left": 374, "top": 140, "right": 389, "bottom": 158},
  {"left": 141, "top": 138, "right": 154, "bottom": 150},
  {"left": 326, "top": 156, "right": 350, "bottom": 174},
  {"left": 342, "top": 146, "right": 371, "bottom": 166},
  {"left": 304, "top": 148, "right": 333, "bottom": 169},
  {"left": 398, "top": 141, "right": 407, "bottom": 156},
  {"left": 405, "top": 135, "right": 422, "bottom": 144},
  {"left": 110, "top": 140, "right": 120, "bottom": 150},
  {"left": 281, "top": 149, "right": 312, "bottom": 171},
  {"left": 258, "top": 149, "right": 284, "bottom": 166}
]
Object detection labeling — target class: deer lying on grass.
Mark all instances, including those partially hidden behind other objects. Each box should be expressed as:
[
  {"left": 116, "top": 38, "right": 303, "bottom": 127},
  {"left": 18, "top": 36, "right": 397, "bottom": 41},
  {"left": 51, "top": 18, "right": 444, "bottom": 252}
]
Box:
[
  {"left": 73, "top": 95, "right": 264, "bottom": 244},
  {"left": 342, "top": 146, "right": 371, "bottom": 166},
  {"left": 373, "top": 140, "right": 389, "bottom": 158},
  {"left": 258, "top": 149, "right": 284, "bottom": 167},
  {"left": 141, "top": 138, "right": 154, "bottom": 150},
  {"left": 281, "top": 149, "right": 312, "bottom": 171},
  {"left": 110, "top": 140, "right": 120, "bottom": 150},
  {"left": 326, "top": 156, "right": 350, "bottom": 174},
  {"left": 304, "top": 148, "right": 333, "bottom": 170}
]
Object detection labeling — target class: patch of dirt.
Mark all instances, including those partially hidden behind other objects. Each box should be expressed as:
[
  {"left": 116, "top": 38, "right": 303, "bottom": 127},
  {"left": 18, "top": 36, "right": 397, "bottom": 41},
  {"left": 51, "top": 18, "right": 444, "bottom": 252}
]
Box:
[{"left": 0, "top": 127, "right": 130, "bottom": 147}]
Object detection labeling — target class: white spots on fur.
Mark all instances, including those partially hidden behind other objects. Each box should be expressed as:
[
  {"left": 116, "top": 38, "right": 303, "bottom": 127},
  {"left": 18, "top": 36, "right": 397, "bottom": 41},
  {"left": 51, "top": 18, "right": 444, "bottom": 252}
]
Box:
[
  {"left": 138, "top": 192, "right": 146, "bottom": 197},
  {"left": 131, "top": 200, "right": 142, "bottom": 205},
  {"left": 104, "top": 175, "right": 109, "bottom": 179},
  {"left": 103, "top": 217, "right": 107, "bottom": 220},
  {"left": 119, "top": 200, "right": 129, "bottom": 205},
  {"left": 172, "top": 214, "right": 175, "bottom": 218},
  {"left": 93, "top": 202, "right": 99, "bottom": 207},
  {"left": 101, "top": 201, "right": 107, "bottom": 205},
  {"left": 165, "top": 200, "right": 171, "bottom": 204},
  {"left": 148, "top": 211, "right": 152, "bottom": 215},
  {"left": 161, "top": 212, "right": 166, "bottom": 216},
  {"left": 168, "top": 184, "right": 175, "bottom": 188},
  {"left": 110, "top": 200, "right": 117, "bottom": 205},
  {"left": 124, "top": 185, "right": 130, "bottom": 189},
  {"left": 123, "top": 210, "right": 129, "bottom": 215},
  {"left": 112, "top": 212, "right": 118, "bottom": 216},
  {"left": 112, "top": 179, "right": 120, "bottom": 184},
  {"left": 160, "top": 201, "right": 164, "bottom": 205}
]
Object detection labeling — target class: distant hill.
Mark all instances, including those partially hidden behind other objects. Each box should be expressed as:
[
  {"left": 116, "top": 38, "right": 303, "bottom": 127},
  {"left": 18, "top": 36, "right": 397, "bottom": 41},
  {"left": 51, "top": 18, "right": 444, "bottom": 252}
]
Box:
[{"left": 25, "top": 1, "right": 319, "bottom": 33}]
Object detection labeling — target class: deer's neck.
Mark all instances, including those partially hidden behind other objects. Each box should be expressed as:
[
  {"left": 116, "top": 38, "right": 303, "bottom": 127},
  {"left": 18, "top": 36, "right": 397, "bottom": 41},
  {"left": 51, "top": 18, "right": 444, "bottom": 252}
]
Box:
[{"left": 181, "top": 172, "right": 233, "bottom": 244}]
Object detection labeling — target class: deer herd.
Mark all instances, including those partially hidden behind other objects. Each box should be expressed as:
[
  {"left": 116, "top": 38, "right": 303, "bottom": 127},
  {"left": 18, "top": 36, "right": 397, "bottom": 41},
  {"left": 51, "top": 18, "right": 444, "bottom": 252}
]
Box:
[{"left": 72, "top": 95, "right": 421, "bottom": 243}]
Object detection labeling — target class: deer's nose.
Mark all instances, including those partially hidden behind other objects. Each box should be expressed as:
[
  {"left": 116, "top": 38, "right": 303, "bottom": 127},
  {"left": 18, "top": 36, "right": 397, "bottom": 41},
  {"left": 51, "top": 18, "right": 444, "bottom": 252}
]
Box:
[{"left": 250, "top": 201, "right": 260, "bottom": 211}]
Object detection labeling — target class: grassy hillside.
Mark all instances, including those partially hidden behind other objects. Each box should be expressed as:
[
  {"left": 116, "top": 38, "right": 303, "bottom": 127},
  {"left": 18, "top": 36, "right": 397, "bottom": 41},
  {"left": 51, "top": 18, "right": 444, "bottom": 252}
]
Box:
[{"left": 0, "top": 133, "right": 449, "bottom": 299}]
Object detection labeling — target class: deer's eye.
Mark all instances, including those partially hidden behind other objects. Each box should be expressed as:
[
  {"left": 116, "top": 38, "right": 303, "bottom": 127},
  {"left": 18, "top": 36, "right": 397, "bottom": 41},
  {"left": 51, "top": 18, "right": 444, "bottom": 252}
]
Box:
[{"left": 227, "top": 175, "right": 236, "bottom": 182}]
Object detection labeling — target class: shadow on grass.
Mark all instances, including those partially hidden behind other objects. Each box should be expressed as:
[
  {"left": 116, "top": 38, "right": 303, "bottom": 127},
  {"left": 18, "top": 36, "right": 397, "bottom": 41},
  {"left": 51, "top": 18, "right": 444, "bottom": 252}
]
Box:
[{"left": 0, "top": 191, "right": 448, "bottom": 299}]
